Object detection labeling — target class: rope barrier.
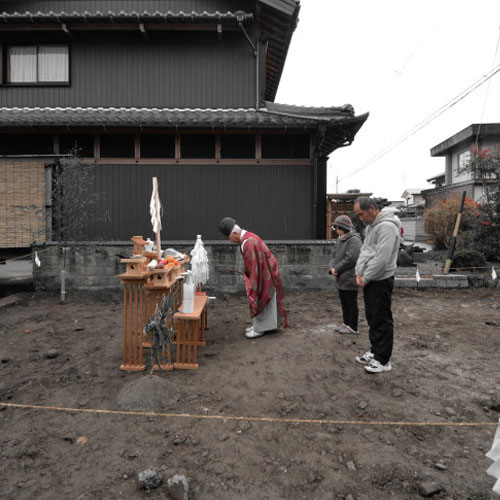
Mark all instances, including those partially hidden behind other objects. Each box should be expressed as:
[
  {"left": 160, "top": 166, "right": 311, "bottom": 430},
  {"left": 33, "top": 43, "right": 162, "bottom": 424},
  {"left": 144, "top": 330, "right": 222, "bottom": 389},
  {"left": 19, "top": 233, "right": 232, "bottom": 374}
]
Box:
[
  {"left": 0, "top": 247, "right": 52, "bottom": 266},
  {"left": 1, "top": 250, "right": 497, "bottom": 273},
  {"left": 0, "top": 402, "right": 497, "bottom": 428}
]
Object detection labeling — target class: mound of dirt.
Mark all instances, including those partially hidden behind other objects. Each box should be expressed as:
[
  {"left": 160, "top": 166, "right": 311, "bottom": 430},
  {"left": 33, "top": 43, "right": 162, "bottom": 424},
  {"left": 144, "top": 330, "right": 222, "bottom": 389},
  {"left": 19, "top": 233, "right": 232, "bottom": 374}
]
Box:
[{"left": 117, "top": 375, "right": 180, "bottom": 411}]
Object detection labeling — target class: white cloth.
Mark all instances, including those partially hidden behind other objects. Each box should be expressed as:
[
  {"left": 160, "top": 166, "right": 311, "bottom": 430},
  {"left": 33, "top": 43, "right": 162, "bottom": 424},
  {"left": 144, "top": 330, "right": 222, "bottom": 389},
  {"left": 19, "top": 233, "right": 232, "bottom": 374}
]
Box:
[
  {"left": 486, "top": 419, "right": 500, "bottom": 494},
  {"left": 240, "top": 229, "right": 248, "bottom": 252},
  {"left": 190, "top": 235, "right": 209, "bottom": 287},
  {"left": 149, "top": 178, "right": 161, "bottom": 234},
  {"left": 253, "top": 291, "right": 278, "bottom": 333}
]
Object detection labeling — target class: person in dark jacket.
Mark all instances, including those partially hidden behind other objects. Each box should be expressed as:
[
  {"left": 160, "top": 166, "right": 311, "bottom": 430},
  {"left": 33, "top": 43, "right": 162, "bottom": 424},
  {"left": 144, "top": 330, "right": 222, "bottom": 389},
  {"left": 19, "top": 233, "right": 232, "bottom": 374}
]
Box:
[{"left": 329, "top": 215, "right": 362, "bottom": 334}]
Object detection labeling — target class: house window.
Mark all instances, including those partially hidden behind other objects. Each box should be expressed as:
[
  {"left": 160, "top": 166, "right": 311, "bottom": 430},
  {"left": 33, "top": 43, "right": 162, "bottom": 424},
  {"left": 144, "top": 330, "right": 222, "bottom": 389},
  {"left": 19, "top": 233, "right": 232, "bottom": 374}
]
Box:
[
  {"left": 100, "top": 134, "right": 135, "bottom": 158},
  {"left": 140, "top": 134, "right": 175, "bottom": 158},
  {"left": 0, "top": 133, "right": 54, "bottom": 155},
  {"left": 455, "top": 150, "right": 472, "bottom": 182},
  {"left": 59, "top": 134, "right": 94, "bottom": 158},
  {"left": 221, "top": 135, "right": 255, "bottom": 159},
  {"left": 262, "top": 134, "right": 310, "bottom": 159},
  {"left": 181, "top": 134, "right": 215, "bottom": 159},
  {"left": 6, "top": 45, "right": 69, "bottom": 84}
]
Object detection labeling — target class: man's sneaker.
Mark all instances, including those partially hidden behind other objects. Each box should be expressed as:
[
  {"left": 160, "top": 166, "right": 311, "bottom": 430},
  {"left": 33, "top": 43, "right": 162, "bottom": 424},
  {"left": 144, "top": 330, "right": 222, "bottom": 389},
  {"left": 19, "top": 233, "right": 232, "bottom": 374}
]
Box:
[
  {"left": 364, "top": 359, "right": 392, "bottom": 373},
  {"left": 355, "top": 351, "right": 374, "bottom": 365},
  {"left": 337, "top": 325, "right": 358, "bottom": 334},
  {"left": 334, "top": 324, "right": 347, "bottom": 333},
  {"left": 245, "top": 327, "right": 265, "bottom": 339}
]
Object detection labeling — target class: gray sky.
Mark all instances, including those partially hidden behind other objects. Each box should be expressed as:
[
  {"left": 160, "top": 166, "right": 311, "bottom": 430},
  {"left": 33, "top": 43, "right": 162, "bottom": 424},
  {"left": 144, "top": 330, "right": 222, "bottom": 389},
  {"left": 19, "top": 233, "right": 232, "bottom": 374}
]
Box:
[{"left": 276, "top": 0, "right": 500, "bottom": 200}]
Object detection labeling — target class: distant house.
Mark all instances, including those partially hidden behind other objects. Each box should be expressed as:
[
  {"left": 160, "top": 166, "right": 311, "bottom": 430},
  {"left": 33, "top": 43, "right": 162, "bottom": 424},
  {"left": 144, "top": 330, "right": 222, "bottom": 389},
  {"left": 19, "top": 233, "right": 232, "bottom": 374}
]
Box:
[
  {"left": 0, "top": 0, "right": 368, "bottom": 253},
  {"left": 387, "top": 200, "right": 405, "bottom": 209},
  {"left": 424, "top": 123, "right": 500, "bottom": 207},
  {"left": 426, "top": 172, "right": 445, "bottom": 189},
  {"left": 401, "top": 189, "right": 425, "bottom": 206}
]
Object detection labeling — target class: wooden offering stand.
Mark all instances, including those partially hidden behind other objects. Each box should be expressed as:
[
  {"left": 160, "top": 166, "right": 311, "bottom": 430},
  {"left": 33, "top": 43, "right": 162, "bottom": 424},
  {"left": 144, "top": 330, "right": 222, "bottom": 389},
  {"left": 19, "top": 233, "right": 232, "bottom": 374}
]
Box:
[
  {"left": 117, "top": 273, "right": 147, "bottom": 371},
  {"left": 173, "top": 294, "right": 209, "bottom": 369},
  {"left": 118, "top": 238, "right": 194, "bottom": 372}
]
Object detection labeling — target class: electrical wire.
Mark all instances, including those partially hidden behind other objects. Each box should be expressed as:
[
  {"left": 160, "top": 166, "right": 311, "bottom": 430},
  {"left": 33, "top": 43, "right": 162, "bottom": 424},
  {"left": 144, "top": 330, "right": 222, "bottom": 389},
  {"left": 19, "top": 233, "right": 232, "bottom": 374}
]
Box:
[
  {"left": 339, "top": 61, "right": 500, "bottom": 181},
  {"left": 475, "top": 26, "right": 500, "bottom": 148}
]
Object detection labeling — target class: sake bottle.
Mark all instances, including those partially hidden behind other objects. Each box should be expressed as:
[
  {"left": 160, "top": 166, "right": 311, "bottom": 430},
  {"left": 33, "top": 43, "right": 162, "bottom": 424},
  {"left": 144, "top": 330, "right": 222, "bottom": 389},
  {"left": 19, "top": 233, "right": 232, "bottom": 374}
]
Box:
[{"left": 182, "top": 270, "right": 195, "bottom": 314}]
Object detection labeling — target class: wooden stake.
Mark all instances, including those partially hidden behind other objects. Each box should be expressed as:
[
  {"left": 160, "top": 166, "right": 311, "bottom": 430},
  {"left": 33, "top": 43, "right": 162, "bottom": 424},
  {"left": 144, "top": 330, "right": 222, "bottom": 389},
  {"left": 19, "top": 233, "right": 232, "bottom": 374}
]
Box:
[{"left": 443, "top": 190, "right": 466, "bottom": 273}]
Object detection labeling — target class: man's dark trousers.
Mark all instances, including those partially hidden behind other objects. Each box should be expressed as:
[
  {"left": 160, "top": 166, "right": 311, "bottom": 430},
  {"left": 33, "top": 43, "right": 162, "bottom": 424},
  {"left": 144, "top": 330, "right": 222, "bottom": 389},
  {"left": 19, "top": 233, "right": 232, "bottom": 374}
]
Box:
[{"left": 363, "top": 277, "right": 394, "bottom": 365}]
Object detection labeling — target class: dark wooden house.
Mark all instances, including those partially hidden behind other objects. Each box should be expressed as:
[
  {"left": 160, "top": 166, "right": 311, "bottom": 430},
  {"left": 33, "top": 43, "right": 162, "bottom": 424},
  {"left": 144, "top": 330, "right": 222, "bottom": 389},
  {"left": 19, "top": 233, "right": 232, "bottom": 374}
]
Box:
[{"left": 0, "top": 0, "right": 368, "bottom": 251}]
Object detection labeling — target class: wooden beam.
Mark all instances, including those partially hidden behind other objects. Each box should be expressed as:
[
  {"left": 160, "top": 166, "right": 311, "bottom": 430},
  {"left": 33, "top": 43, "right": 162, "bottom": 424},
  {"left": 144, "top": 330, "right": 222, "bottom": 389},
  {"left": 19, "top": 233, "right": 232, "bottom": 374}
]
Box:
[
  {"left": 255, "top": 134, "right": 262, "bottom": 161},
  {"left": 83, "top": 158, "right": 312, "bottom": 165},
  {"left": 175, "top": 134, "right": 181, "bottom": 160},
  {"left": 215, "top": 135, "right": 221, "bottom": 160},
  {"left": 134, "top": 133, "right": 140, "bottom": 160}
]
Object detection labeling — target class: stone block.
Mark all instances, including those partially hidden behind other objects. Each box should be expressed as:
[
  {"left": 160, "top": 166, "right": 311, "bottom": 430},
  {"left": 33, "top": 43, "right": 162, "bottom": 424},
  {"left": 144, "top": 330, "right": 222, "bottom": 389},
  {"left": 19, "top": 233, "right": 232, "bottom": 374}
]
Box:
[
  {"left": 282, "top": 266, "right": 309, "bottom": 277},
  {"left": 468, "top": 275, "right": 484, "bottom": 288},
  {"left": 268, "top": 243, "right": 287, "bottom": 258},
  {"left": 395, "top": 278, "right": 418, "bottom": 289},
  {"left": 286, "top": 246, "right": 312, "bottom": 265},
  {"left": 83, "top": 275, "right": 122, "bottom": 288},
  {"left": 433, "top": 274, "right": 469, "bottom": 288},
  {"left": 415, "top": 278, "right": 435, "bottom": 289}
]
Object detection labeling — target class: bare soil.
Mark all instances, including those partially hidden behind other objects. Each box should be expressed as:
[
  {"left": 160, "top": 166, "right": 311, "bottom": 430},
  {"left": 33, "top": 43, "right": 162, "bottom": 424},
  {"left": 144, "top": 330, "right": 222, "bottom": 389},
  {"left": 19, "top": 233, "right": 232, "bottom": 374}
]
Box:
[{"left": 0, "top": 287, "right": 499, "bottom": 500}]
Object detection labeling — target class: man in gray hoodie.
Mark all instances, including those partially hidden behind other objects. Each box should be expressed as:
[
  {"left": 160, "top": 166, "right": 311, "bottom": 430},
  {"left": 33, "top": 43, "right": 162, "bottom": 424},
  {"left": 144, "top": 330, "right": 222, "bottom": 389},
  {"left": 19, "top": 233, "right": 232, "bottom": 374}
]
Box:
[{"left": 353, "top": 197, "right": 402, "bottom": 373}]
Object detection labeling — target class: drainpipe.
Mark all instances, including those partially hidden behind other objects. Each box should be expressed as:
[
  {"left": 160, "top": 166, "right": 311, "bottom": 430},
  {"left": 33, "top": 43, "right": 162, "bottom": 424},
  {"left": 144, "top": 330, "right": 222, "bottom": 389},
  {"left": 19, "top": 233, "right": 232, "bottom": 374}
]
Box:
[
  {"left": 255, "top": 38, "right": 260, "bottom": 110},
  {"left": 238, "top": 18, "right": 259, "bottom": 109},
  {"left": 44, "top": 164, "right": 52, "bottom": 242}
]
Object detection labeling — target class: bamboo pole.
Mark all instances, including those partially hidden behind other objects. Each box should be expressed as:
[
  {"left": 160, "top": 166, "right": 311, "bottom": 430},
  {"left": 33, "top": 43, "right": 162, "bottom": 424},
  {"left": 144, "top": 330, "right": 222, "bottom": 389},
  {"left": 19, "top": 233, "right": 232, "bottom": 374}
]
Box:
[{"left": 443, "top": 190, "right": 466, "bottom": 273}]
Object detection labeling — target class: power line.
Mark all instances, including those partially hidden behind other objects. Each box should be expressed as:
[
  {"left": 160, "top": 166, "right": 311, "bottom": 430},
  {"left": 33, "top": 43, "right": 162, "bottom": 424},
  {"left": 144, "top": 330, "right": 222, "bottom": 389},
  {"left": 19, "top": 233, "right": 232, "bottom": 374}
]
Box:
[
  {"left": 340, "top": 61, "right": 500, "bottom": 181},
  {"left": 475, "top": 27, "right": 500, "bottom": 148}
]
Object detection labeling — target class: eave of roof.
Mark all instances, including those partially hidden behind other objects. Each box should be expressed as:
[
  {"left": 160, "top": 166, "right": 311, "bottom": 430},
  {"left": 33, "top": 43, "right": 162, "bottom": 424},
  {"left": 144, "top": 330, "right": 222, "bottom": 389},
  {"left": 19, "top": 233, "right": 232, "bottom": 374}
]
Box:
[
  {"left": 0, "top": 10, "right": 253, "bottom": 24},
  {"left": 258, "top": 1, "right": 300, "bottom": 102},
  {"left": 0, "top": 102, "right": 368, "bottom": 156},
  {"left": 426, "top": 172, "right": 445, "bottom": 182},
  {"left": 430, "top": 123, "right": 500, "bottom": 156}
]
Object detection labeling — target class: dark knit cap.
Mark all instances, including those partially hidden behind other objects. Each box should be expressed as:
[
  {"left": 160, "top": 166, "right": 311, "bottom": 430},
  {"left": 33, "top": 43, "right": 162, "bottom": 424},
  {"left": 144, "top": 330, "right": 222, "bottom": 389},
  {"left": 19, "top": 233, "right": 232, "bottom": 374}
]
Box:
[
  {"left": 219, "top": 217, "right": 236, "bottom": 237},
  {"left": 333, "top": 215, "right": 353, "bottom": 232}
]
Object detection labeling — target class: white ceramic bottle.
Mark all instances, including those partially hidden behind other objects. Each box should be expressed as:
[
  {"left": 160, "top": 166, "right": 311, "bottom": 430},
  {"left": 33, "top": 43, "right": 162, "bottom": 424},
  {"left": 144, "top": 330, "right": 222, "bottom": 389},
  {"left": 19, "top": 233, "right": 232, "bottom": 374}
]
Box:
[{"left": 182, "top": 270, "right": 195, "bottom": 314}]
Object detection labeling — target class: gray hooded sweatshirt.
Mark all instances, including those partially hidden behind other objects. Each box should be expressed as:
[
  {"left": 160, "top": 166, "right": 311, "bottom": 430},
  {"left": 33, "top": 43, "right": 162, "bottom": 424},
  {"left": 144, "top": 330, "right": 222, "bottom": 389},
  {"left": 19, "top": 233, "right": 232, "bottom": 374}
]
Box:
[{"left": 355, "top": 210, "right": 402, "bottom": 284}]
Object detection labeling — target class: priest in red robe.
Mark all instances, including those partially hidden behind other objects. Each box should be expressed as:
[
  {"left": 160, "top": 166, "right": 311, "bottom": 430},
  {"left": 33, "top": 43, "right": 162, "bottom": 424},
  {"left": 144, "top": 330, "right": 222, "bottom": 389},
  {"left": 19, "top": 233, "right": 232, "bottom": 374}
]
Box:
[{"left": 219, "top": 217, "right": 288, "bottom": 338}]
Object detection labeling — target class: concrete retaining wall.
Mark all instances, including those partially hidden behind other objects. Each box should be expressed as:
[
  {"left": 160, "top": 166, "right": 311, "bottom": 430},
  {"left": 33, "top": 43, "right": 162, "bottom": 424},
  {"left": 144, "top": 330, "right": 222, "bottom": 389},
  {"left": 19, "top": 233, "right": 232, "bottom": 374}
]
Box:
[
  {"left": 32, "top": 240, "right": 337, "bottom": 293},
  {"left": 32, "top": 242, "right": 498, "bottom": 292}
]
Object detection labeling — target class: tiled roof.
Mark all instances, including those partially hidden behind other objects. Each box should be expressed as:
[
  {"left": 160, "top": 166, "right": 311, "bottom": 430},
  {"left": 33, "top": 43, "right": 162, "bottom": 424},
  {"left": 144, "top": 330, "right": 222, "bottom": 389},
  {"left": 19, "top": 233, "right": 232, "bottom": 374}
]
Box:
[
  {"left": 0, "top": 10, "right": 252, "bottom": 23},
  {"left": 0, "top": 103, "right": 369, "bottom": 155}
]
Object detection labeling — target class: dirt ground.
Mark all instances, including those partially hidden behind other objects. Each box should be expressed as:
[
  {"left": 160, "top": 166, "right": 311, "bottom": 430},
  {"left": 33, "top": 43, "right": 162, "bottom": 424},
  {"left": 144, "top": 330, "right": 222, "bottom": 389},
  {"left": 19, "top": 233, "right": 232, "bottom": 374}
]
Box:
[{"left": 0, "top": 287, "right": 499, "bottom": 500}]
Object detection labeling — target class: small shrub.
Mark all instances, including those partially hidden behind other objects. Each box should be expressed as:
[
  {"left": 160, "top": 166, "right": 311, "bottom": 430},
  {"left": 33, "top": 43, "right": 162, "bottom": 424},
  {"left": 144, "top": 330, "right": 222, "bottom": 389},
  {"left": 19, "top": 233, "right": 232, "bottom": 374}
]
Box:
[
  {"left": 451, "top": 250, "right": 487, "bottom": 271},
  {"left": 424, "top": 196, "right": 480, "bottom": 250},
  {"left": 471, "top": 190, "right": 500, "bottom": 261}
]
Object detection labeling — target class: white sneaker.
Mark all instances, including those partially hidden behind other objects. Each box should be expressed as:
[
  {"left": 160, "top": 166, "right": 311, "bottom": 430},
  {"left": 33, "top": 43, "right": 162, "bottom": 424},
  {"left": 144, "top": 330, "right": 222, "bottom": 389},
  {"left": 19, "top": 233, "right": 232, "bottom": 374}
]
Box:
[
  {"left": 245, "top": 325, "right": 254, "bottom": 332},
  {"left": 245, "top": 327, "right": 265, "bottom": 338},
  {"left": 355, "top": 351, "right": 374, "bottom": 365},
  {"left": 337, "top": 325, "right": 358, "bottom": 334},
  {"left": 364, "top": 359, "right": 392, "bottom": 373}
]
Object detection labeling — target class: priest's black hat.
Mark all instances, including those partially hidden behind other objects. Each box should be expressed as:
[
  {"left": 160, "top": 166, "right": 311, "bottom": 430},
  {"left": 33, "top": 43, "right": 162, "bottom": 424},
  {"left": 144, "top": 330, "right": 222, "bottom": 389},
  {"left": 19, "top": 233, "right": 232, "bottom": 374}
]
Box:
[{"left": 219, "top": 217, "right": 236, "bottom": 237}]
